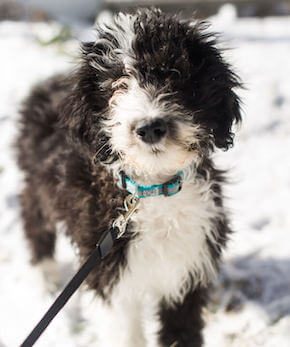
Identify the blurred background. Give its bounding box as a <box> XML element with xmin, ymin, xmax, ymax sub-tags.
<box><xmin>0</xmin><ymin>1</ymin><xmax>290</xmax><ymax>346</ymax></box>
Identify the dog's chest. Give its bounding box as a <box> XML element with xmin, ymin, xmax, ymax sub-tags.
<box><xmin>117</xmin><ymin>181</ymin><xmax>219</xmax><ymax>302</ymax></box>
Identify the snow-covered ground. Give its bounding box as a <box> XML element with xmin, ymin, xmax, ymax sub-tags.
<box><xmin>0</xmin><ymin>7</ymin><xmax>290</xmax><ymax>347</ymax></box>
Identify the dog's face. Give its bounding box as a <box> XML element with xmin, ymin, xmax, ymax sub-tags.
<box><xmin>107</xmin><ymin>75</ymin><xmax>202</xmax><ymax>179</ymax></box>
<box><xmin>61</xmin><ymin>9</ymin><xmax>241</xmax><ymax>180</ymax></box>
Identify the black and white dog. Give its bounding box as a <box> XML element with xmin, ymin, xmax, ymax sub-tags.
<box><xmin>17</xmin><ymin>8</ymin><xmax>241</xmax><ymax>347</ymax></box>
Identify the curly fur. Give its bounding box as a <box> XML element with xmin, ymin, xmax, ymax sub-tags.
<box><xmin>17</xmin><ymin>8</ymin><xmax>241</xmax><ymax>347</ymax></box>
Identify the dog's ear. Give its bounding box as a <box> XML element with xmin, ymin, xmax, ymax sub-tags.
<box><xmin>58</xmin><ymin>40</ymin><xmax>120</xmax><ymax>161</ymax></box>
<box><xmin>184</xmin><ymin>23</ymin><xmax>242</xmax><ymax>150</ymax></box>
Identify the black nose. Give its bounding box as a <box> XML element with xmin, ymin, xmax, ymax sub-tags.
<box><xmin>136</xmin><ymin>119</ymin><xmax>167</xmax><ymax>144</ymax></box>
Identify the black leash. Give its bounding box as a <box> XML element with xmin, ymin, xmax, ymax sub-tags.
<box><xmin>20</xmin><ymin>227</ymin><xmax>118</xmax><ymax>347</ymax></box>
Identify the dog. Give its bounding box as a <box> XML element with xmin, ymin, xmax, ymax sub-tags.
<box><xmin>17</xmin><ymin>8</ymin><xmax>241</xmax><ymax>347</ymax></box>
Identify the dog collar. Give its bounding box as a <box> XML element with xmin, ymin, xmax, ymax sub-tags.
<box><xmin>117</xmin><ymin>171</ymin><xmax>184</xmax><ymax>198</ymax></box>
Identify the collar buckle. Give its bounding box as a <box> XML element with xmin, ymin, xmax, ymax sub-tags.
<box><xmin>161</xmin><ymin>175</ymin><xmax>182</xmax><ymax>197</ymax></box>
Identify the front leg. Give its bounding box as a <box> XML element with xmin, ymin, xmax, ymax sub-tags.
<box><xmin>95</xmin><ymin>295</ymin><xmax>146</xmax><ymax>347</ymax></box>
<box><xmin>158</xmin><ymin>288</ymin><xmax>207</xmax><ymax>347</ymax></box>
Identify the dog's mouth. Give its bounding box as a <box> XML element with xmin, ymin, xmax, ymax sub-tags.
<box><xmin>151</xmin><ymin>146</ymin><xmax>162</xmax><ymax>155</ymax></box>
<box><xmin>139</xmin><ymin>140</ymin><xmax>167</xmax><ymax>155</ymax></box>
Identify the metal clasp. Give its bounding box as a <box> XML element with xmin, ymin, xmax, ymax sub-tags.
<box><xmin>113</xmin><ymin>195</ymin><xmax>140</xmax><ymax>238</ymax></box>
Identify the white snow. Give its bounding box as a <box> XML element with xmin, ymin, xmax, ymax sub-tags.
<box><xmin>0</xmin><ymin>9</ymin><xmax>290</xmax><ymax>347</ymax></box>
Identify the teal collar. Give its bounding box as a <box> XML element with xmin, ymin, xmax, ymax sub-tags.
<box><xmin>117</xmin><ymin>171</ymin><xmax>184</xmax><ymax>199</ymax></box>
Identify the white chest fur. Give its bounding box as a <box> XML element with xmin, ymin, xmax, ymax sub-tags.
<box><xmin>115</xmin><ymin>177</ymin><xmax>221</xmax><ymax>304</ymax></box>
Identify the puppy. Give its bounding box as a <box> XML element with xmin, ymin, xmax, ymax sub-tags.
<box><xmin>17</xmin><ymin>8</ymin><xmax>241</xmax><ymax>347</ymax></box>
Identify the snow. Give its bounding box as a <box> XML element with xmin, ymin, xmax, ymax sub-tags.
<box><xmin>0</xmin><ymin>8</ymin><xmax>290</xmax><ymax>346</ymax></box>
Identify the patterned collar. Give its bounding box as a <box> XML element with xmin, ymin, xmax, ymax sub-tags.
<box><xmin>117</xmin><ymin>171</ymin><xmax>184</xmax><ymax>198</ymax></box>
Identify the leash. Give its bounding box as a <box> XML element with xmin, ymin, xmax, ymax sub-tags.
<box><xmin>20</xmin><ymin>195</ymin><xmax>139</xmax><ymax>347</ymax></box>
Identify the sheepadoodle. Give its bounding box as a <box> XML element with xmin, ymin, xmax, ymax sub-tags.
<box><xmin>17</xmin><ymin>8</ymin><xmax>242</xmax><ymax>347</ymax></box>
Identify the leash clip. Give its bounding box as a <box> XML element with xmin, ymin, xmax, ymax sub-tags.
<box><xmin>113</xmin><ymin>195</ymin><xmax>140</xmax><ymax>238</ymax></box>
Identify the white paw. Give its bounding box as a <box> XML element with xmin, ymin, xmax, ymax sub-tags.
<box><xmin>36</xmin><ymin>258</ymin><xmax>61</xmax><ymax>294</ymax></box>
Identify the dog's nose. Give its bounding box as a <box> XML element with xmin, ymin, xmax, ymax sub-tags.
<box><xmin>136</xmin><ymin>119</ymin><xmax>167</xmax><ymax>144</ymax></box>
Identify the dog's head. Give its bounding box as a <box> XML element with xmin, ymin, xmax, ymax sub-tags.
<box><xmin>60</xmin><ymin>9</ymin><xmax>241</xmax><ymax>181</ymax></box>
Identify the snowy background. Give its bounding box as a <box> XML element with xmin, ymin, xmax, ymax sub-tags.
<box><xmin>0</xmin><ymin>4</ymin><xmax>290</xmax><ymax>347</ymax></box>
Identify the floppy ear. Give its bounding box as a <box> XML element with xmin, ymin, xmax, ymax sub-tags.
<box><xmin>185</xmin><ymin>23</ymin><xmax>242</xmax><ymax>150</ymax></box>
<box><xmin>58</xmin><ymin>40</ymin><xmax>121</xmax><ymax>162</ymax></box>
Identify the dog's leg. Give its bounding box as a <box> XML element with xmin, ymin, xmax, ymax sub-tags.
<box><xmin>156</xmin><ymin>288</ymin><xmax>206</xmax><ymax>347</ymax></box>
<box><xmin>21</xmin><ymin>185</ymin><xmax>61</xmax><ymax>293</ymax></box>
<box><xmin>95</xmin><ymin>295</ymin><xmax>145</xmax><ymax>347</ymax></box>
<box><xmin>21</xmin><ymin>185</ymin><xmax>61</xmax><ymax>292</ymax></box>
<box><xmin>142</xmin><ymin>295</ymin><xmax>163</xmax><ymax>347</ymax></box>
<box><xmin>21</xmin><ymin>185</ymin><xmax>56</xmax><ymax>263</ymax></box>
<box><xmin>20</xmin><ymin>184</ymin><xmax>61</xmax><ymax>293</ymax></box>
